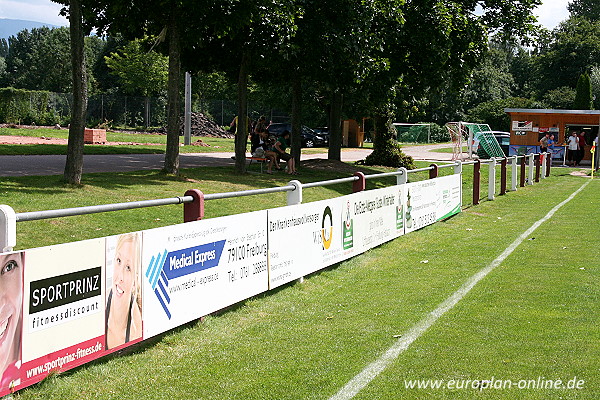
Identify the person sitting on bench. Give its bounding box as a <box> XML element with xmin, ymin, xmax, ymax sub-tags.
<box><xmin>268</xmin><ymin>130</ymin><xmax>297</xmax><ymax>175</ymax></box>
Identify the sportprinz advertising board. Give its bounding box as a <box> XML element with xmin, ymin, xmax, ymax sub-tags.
<box><xmin>142</xmin><ymin>211</ymin><xmax>268</xmax><ymax>339</ymax></box>
<box><xmin>20</xmin><ymin>239</ymin><xmax>105</xmax><ymax>390</ymax></box>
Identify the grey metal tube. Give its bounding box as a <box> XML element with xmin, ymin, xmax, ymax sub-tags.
<box><xmin>16</xmin><ymin>196</ymin><xmax>194</xmax><ymax>222</ymax></box>
<box><xmin>302</xmin><ymin>176</ymin><xmax>357</xmax><ymax>189</ymax></box>
<box><xmin>204</xmin><ymin>185</ymin><xmax>295</xmax><ymax>200</ymax></box>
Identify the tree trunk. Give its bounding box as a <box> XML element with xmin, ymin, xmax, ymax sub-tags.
<box><xmin>363</xmin><ymin>104</ymin><xmax>415</xmax><ymax>169</ymax></box>
<box><xmin>234</xmin><ymin>51</ymin><xmax>250</xmax><ymax>173</ymax></box>
<box><xmin>163</xmin><ymin>14</ymin><xmax>181</xmax><ymax>175</ymax></box>
<box><xmin>63</xmin><ymin>0</ymin><xmax>87</xmax><ymax>185</ymax></box>
<box><xmin>327</xmin><ymin>90</ymin><xmax>343</xmax><ymax>160</ymax></box>
<box><xmin>291</xmin><ymin>72</ymin><xmax>302</xmax><ymax>164</ymax></box>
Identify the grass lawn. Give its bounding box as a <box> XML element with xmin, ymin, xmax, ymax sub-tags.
<box><xmin>0</xmin><ymin>127</ymin><xmax>337</xmax><ymax>156</ymax></box>
<box><xmin>3</xmin><ymin>161</ymin><xmax>596</xmax><ymax>399</ymax></box>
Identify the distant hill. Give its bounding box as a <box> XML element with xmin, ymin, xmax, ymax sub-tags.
<box><xmin>0</xmin><ymin>18</ymin><xmax>59</xmax><ymax>40</ymax></box>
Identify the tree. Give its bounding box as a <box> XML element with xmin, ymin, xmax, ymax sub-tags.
<box><xmin>61</xmin><ymin>0</ymin><xmax>88</xmax><ymax>184</ymax></box>
<box><xmin>104</xmin><ymin>38</ymin><xmax>168</xmax><ymax>126</ymax></box>
<box><xmin>568</xmin><ymin>0</ymin><xmax>600</xmax><ymax>21</ymax></box>
<box><xmin>573</xmin><ymin>72</ymin><xmax>593</xmax><ymax>109</ymax></box>
<box><xmin>535</xmin><ymin>17</ymin><xmax>600</xmax><ymax>95</ymax></box>
<box><xmin>542</xmin><ymin>86</ymin><xmax>576</xmax><ymax>109</ymax></box>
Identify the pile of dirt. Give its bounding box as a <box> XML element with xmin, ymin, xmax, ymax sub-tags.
<box><xmin>179</xmin><ymin>112</ymin><xmax>233</xmax><ymax>138</ymax></box>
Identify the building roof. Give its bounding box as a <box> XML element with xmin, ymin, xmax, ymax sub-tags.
<box><xmin>505</xmin><ymin>108</ymin><xmax>600</xmax><ymax>115</ymax></box>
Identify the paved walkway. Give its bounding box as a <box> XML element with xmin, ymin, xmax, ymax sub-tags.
<box><xmin>0</xmin><ymin>145</ymin><xmax>457</xmax><ymax>177</ymax></box>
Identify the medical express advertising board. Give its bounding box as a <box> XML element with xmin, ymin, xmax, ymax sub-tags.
<box><xmin>142</xmin><ymin>211</ymin><xmax>268</xmax><ymax>339</ymax></box>
<box><xmin>20</xmin><ymin>239</ymin><xmax>105</xmax><ymax>389</ymax></box>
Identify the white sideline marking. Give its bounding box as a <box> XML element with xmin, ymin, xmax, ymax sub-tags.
<box><xmin>329</xmin><ymin>180</ymin><xmax>591</xmax><ymax>400</ymax></box>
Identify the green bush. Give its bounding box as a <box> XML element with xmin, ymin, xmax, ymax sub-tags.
<box><xmin>0</xmin><ymin>87</ymin><xmax>68</xmax><ymax>125</ymax></box>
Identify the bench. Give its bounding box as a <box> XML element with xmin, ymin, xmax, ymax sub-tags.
<box><xmin>246</xmin><ymin>156</ymin><xmax>268</xmax><ymax>173</ymax></box>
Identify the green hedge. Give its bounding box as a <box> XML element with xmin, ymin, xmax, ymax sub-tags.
<box><xmin>0</xmin><ymin>87</ymin><xmax>70</xmax><ymax>125</ymax></box>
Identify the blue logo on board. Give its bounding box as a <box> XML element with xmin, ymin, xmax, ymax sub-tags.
<box><xmin>145</xmin><ymin>240</ymin><xmax>226</xmax><ymax>319</ymax></box>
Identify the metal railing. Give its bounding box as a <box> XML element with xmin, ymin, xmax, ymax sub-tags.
<box><xmin>1</xmin><ymin>153</ymin><xmax>552</xmax><ymax>252</ymax></box>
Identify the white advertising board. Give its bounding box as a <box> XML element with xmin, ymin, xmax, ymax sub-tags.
<box><xmin>268</xmin><ymin>197</ymin><xmax>346</xmax><ymax>289</ymax></box>
<box><xmin>142</xmin><ymin>211</ymin><xmax>268</xmax><ymax>339</ymax></box>
<box><xmin>435</xmin><ymin>174</ymin><xmax>462</xmax><ymax>221</ymax></box>
<box><xmin>404</xmin><ymin>180</ymin><xmax>438</xmax><ymax>234</ymax></box>
<box><xmin>346</xmin><ymin>185</ymin><xmax>405</xmax><ymax>254</ymax></box>
<box><xmin>404</xmin><ymin>175</ymin><xmax>462</xmax><ymax>234</ymax></box>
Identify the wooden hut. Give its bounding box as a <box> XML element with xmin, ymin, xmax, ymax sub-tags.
<box><xmin>504</xmin><ymin>108</ymin><xmax>600</xmax><ymax>162</ymax></box>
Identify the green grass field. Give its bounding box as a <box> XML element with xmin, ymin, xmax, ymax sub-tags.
<box><xmin>0</xmin><ymin>127</ymin><xmax>331</xmax><ymax>155</ymax></box>
<box><xmin>2</xmin><ymin>158</ymin><xmax>597</xmax><ymax>399</ymax></box>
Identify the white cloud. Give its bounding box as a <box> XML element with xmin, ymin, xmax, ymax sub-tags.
<box><xmin>0</xmin><ymin>0</ymin><xmax>68</xmax><ymax>26</ymax></box>
<box><xmin>533</xmin><ymin>0</ymin><xmax>571</xmax><ymax>30</ymax></box>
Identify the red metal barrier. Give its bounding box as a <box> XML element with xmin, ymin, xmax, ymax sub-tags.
<box><xmin>184</xmin><ymin>189</ymin><xmax>204</xmax><ymax>222</ymax></box>
<box><xmin>473</xmin><ymin>160</ymin><xmax>481</xmax><ymax>205</ymax></box>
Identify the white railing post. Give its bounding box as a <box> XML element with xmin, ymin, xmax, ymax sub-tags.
<box><xmin>453</xmin><ymin>160</ymin><xmax>463</xmax><ymax>175</ymax></box>
<box><xmin>0</xmin><ymin>205</ymin><xmax>17</xmax><ymax>252</ymax></box>
<box><xmin>528</xmin><ymin>154</ymin><xmax>535</xmax><ymax>185</ymax></box>
<box><xmin>287</xmin><ymin>180</ymin><xmax>303</xmax><ymax>205</ymax></box>
<box><xmin>510</xmin><ymin>155</ymin><xmax>518</xmax><ymax>191</ymax></box>
<box><xmin>541</xmin><ymin>153</ymin><xmax>547</xmax><ymax>180</ymax></box>
<box><xmin>488</xmin><ymin>158</ymin><xmax>496</xmax><ymax>200</ymax></box>
<box><xmin>397</xmin><ymin>167</ymin><xmax>408</xmax><ymax>185</ymax></box>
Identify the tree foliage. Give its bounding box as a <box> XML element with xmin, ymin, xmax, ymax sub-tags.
<box><xmin>568</xmin><ymin>0</ymin><xmax>600</xmax><ymax>21</ymax></box>
<box><xmin>104</xmin><ymin>39</ymin><xmax>168</xmax><ymax>97</ymax></box>
<box><xmin>573</xmin><ymin>72</ymin><xmax>593</xmax><ymax>109</ymax></box>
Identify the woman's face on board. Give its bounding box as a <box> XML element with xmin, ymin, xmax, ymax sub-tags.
<box><xmin>0</xmin><ymin>253</ymin><xmax>22</xmax><ymax>372</ymax></box>
<box><xmin>113</xmin><ymin>240</ymin><xmax>136</xmax><ymax>303</ymax></box>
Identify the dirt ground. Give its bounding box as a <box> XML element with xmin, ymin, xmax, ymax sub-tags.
<box><xmin>0</xmin><ymin>134</ymin><xmax>165</xmax><ymax>146</ymax></box>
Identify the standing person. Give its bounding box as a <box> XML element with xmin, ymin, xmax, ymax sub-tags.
<box><xmin>252</xmin><ymin>116</ymin><xmax>268</xmax><ymax>154</ymax></box>
<box><xmin>268</xmin><ymin>130</ymin><xmax>297</xmax><ymax>175</ymax></box>
<box><xmin>577</xmin><ymin>132</ymin><xmax>587</xmax><ymax>166</ymax></box>
<box><xmin>567</xmin><ymin>131</ymin><xmax>579</xmax><ymax>167</ymax></box>
<box><xmin>539</xmin><ymin>133</ymin><xmax>549</xmax><ymax>154</ymax></box>
<box><xmin>106</xmin><ymin>233</ymin><xmax>143</xmax><ymax>350</ymax></box>
<box><xmin>0</xmin><ymin>252</ymin><xmax>23</xmax><ymax>392</ymax></box>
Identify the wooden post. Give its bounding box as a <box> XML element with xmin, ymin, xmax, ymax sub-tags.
<box><xmin>520</xmin><ymin>156</ymin><xmax>526</xmax><ymax>187</ymax></box>
<box><xmin>473</xmin><ymin>160</ymin><xmax>481</xmax><ymax>205</ymax></box>
<box><xmin>184</xmin><ymin>189</ymin><xmax>204</xmax><ymax>222</ymax></box>
<box><xmin>500</xmin><ymin>157</ymin><xmax>507</xmax><ymax>195</ymax></box>
<box><xmin>353</xmin><ymin>172</ymin><xmax>366</xmax><ymax>192</ymax></box>
<box><xmin>429</xmin><ymin>163</ymin><xmax>438</xmax><ymax>179</ymax></box>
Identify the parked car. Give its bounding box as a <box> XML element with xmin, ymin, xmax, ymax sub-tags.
<box><xmin>476</xmin><ymin>131</ymin><xmax>510</xmax><ymax>158</ymax></box>
<box><xmin>266</xmin><ymin>123</ymin><xmax>328</xmax><ymax>148</ymax></box>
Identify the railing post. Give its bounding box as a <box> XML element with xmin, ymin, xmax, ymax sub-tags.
<box><xmin>473</xmin><ymin>160</ymin><xmax>481</xmax><ymax>205</ymax></box>
<box><xmin>540</xmin><ymin>153</ymin><xmax>547</xmax><ymax>180</ymax></box>
<box><xmin>488</xmin><ymin>158</ymin><xmax>496</xmax><ymax>200</ymax></box>
<box><xmin>534</xmin><ymin>154</ymin><xmax>541</xmax><ymax>183</ymax></box>
<box><xmin>500</xmin><ymin>157</ymin><xmax>507</xmax><ymax>195</ymax></box>
<box><xmin>397</xmin><ymin>167</ymin><xmax>408</xmax><ymax>185</ymax></box>
<box><xmin>528</xmin><ymin>154</ymin><xmax>535</xmax><ymax>185</ymax></box>
<box><xmin>287</xmin><ymin>180</ymin><xmax>303</xmax><ymax>205</ymax></box>
<box><xmin>511</xmin><ymin>156</ymin><xmax>518</xmax><ymax>191</ymax></box>
<box><xmin>429</xmin><ymin>163</ymin><xmax>438</xmax><ymax>179</ymax></box>
<box><xmin>520</xmin><ymin>156</ymin><xmax>526</xmax><ymax>187</ymax></box>
<box><xmin>546</xmin><ymin>152</ymin><xmax>551</xmax><ymax>177</ymax></box>
<box><xmin>183</xmin><ymin>189</ymin><xmax>204</xmax><ymax>222</ymax></box>
<box><xmin>454</xmin><ymin>160</ymin><xmax>463</xmax><ymax>175</ymax></box>
<box><xmin>353</xmin><ymin>172</ymin><xmax>366</xmax><ymax>192</ymax></box>
<box><xmin>0</xmin><ymin>205</ymin><xmax>17</xmax><ymax>252</ymax></box>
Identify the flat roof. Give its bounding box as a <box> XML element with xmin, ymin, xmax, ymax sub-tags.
<box><xmin>505</xmin><ymin>108</ymin><xmax>600</xmax><ymax>115</ymax></box>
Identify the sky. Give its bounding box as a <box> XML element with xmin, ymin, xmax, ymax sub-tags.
<box><xmin>0</xmin><ymin>0</ymin><xmax>574</xmax><ymax>31</ymax></box>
